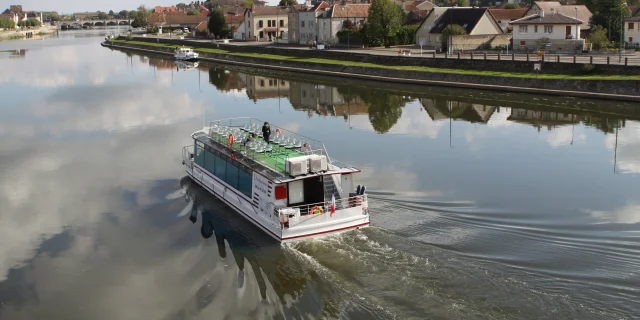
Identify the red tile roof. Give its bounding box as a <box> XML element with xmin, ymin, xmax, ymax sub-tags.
<box><xmin>331</xmin><ymin>4</ymin><xmax>371</xmax><ymax>18</ymax></box>
<box><xmin>488</xmin><ymin>8</ymin><xmax>527</xmax><ymax>21</ymax></box>
<box><xmin>225</xmin><ymin>14</ymin><xmax>244</xmax><ymax>25</ymax></box>
<box><xmin>249</xmin><ymin>6</ymin><xmax>289</xmax><ymax>16</ymax></box>
<box><xmin>148</xmin><ymin>12</ymin><xmax>208</xmax><ymax>25</ymax></box>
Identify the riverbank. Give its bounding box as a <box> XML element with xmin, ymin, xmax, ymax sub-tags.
<box><xmin>102</xmin><ymin>39</ymin><xmax>640</xmax><ymax>102</ymax></box>
<box><xmin>0</xmin><ymin>25</ymin><xmax>57</xmax><ymax>41</ymax></box>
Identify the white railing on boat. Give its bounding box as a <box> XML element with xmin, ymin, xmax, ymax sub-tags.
<box><xmin>182</xmin><ymin>146</ymin><xmax>193</xmax><ymax>169</ymax></box>
<box><xmin>274</xmin><ymin>194</ymin><xmax>368</xmax><ymax>229</ymax></box>
<box><xmin>202</xmin><ymin>117</ymin><xmax>356</xmax><ymax>177</ymax></box>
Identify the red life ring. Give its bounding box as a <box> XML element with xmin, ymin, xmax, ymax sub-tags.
<box><xmin>231</xmin><ymin>152</ymin><xmax>237</xmax><ymax>160</ymax></box>
<box><xmin>228</xmin><ymin>133</ymin><xmax>235</xmax><ymax>146</ymax></box>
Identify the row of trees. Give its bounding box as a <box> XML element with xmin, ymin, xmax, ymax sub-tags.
<box><xmin>17</xmin><ymin>19</ymin><xmax>41</xmax><ymax>27</ymax></box>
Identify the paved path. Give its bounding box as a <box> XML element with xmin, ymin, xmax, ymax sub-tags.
<box><xmin>139</xmin><ymin>34</ymin><xmax>640</xmax><ymax>66</ymax></box>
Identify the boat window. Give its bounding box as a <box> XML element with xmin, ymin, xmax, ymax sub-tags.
<box><xmin>238</xmin><ymin>168</ymin><xmax>252</xmax><ymax>198</ymax></box>
<box><xmin>214</xmin><ymin>153</ymin><xmax>226</xmax><ymax>180</ymax></box>
<box><xmin>194</xmin><ymin>141</ymin><xmax>205</xmax><ymax>167</ymax></box>
<box><xmin>226</xmin><ymin>162</ymin><xmax>239</xmax><ymax>189</ymax></box>
<box><xmin>203</xmin><ymin>148</ymin><xmax>216</xmax><ymax>174</ymax></box>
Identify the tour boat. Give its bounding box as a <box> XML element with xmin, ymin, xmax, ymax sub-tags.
<box><xmin>181</xmin><ymin>118</ymin><xmax>370</xmax><ymax>242</ymax></box>
<box><xmin>174</xmin><ymin>46</ymin><xmax>199</xmax><ymax>61</ymax></box>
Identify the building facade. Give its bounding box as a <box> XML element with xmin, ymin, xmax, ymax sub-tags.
<box><xmin>289</xmin><ymin>1</ymin><xmax>329</xmax><ymax>44</ymax></box>
<box><xmin>626</xmin><ymin>16</ymin><xmax>640</xmax><ymax>47</ymax></box>
<box><xmin>509</xmin><ymin>11</ymin><xmax>584</xmax><ymax>51</ymax></box>
<box><xmin>244</xmin><ymin>6</ymin><xmax>290</xmax><ymax>42</ymax></box>
<box><xmin>317</xmin><ymin>4</ymin><xmax>370</xmax><ymax>45</ymax></box>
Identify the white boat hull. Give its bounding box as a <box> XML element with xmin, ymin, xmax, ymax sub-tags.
<box><xmin>184</xmin><ymin>162</ymin><xmax>369</xmax><ymax>242</ymax></box>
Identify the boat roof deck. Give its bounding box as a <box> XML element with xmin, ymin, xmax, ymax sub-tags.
<box><xmin>192</xmin><ymin>118</ymin><xmax>359</xmax><ymax>183</ymax></box>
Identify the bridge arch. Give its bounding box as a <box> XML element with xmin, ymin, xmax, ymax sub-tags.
<box><xmin>118</xmin><ymin>21</ymin><xmax>129</xmax><ymax>25</ymax></box>
<box><xmin>94</xmin><ymin>21</ymin><xmax>105</xmax><ymax>26</ymax></box>
<box><xmin>83</xmin><ymin>22</ymin><xmax>94</xmax><ymax>26</ymax></box>
<box><xmin>107</xmin><ymin>21</ymin><xmax>117</xmax><ymax>26</ymax></box>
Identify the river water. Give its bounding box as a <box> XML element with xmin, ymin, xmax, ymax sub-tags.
<box><xmin>1</xmin><ymin>30</ymin><xmax>639</xmax><ymax>320</ymax></box>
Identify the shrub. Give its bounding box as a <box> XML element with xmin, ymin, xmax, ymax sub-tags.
<box><xmin>579</xmin><ymin>63</ymin><xmax>596</xmax><ymax>74</ymax></box>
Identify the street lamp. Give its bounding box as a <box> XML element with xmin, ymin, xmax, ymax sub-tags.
<box><xmin>620</xmin><ymin>2</ymin><xmax>628</xmax><ymax>62</ymax></box>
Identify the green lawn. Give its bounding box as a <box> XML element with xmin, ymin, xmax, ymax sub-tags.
<box><xmin>109</xmin><ymin>39</ymin><xmax>640</xmax><ymax>81</ymax></box>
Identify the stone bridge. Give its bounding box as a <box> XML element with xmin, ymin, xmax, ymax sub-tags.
<box><xmin>61</xmin><ymin>19</ymin><xmax>131</xmax><ymax>27</ymax></box>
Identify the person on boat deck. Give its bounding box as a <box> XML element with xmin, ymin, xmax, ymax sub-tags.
<box><xmin>243</xmin><ymin>133</ymin><xmax>256</xmax><ymax>146</ymax></box>
<box><xmin>262</xmin><ymin>122</ymin><xmax>271</xmax><ymax>143</ymax></box>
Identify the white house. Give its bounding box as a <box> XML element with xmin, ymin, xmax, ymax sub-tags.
<box><xmin>415</xmin><ymin>7</ymin><xmax>452</xmax><ymax>46</ymax></box>
<box><xmin>626</xmin><ymin>16</ymin><xmax>640</xmax><ymax>47</ymax></box>
<box><xmin>244</xmin><ymin>5</ymin><xmax>290</xmax><ymax>41</ymax></box>
<box><xmin>525</xmin><ymin>1</ymin><xmax>592</xmax><ymax>36</ymax></box>
<box><xmin>417</xmin><ymin>8</ymin><xmax>502</xmax><ymax>50</ymax></box>
<box><xmin>234</xmin><ymin>21</ymin><xmax>246</xmax><ymax>40</ymax></box>
<box><xmin>509</xmin><ymin>11</ymin><xmax>584</xmax><ymax>51</ymax></box>
<box><xmin>288</xmin><ymin>1</ymin><xmax>329</xmax><ymax>44</ymax></box>
<box><xmin>317</xmin><ymin>4</ymin><xmax>370</xmax><ymax>45</ymax></box>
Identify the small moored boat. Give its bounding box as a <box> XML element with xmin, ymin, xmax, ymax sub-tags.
<box><xmin>181</xmin><ymin>118</ymin><xmax>370</xmax><ymax>242</ymax></box>
<box><xmin>174</xmin><ymin>46</ymin><xmax>199</xmax><ymax>61</ymax></box>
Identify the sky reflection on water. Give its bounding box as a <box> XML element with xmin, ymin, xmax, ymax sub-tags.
<box><xmin>1</xmin><ymin>32</ymin><xmax>639</xmax><ymax>319</ymax></box>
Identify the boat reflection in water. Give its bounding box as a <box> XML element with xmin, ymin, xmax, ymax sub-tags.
<box><xmin>175</xmin><ymin>60</ymin><xmax>199</xmax><ymax>71</ymax></box>
<box><xmin>179</xmin><ymin>176</ymin><xmax>321</xmax><ymax>318</ymax></box>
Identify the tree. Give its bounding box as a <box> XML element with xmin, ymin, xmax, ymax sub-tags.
<box><xmin>119</xmin><ymin>10</ymin><xmax>129</xmax><ymax>19</ymax></box>
<box><xmin>366</xmin><ymin>0</ymin><xmax>403</xmax><ymax>48</ymax></box>
<box><xmin>208</xmin><ymin>8</ymin><xmax>229</xmax><ymax>38</ymax></box>
<box><xmin>187</xmin><ymin>8</ymin><xmax>201</xmax><ymax>15</ymax></box>
<box><xmin>503</xmin><ymin>3</ymin><xmax>520</xmax><ymax>9</ymax></box>
<box><xmin>108</xmin><ymin>10</ymin><xmax>115</xmax><ymax>17</ymax></box>
<box><xmin>577</xmin><ymin>0</ymin><xmax>629</xmax><ymax>42</ymax></box>
<box><xmin>209</xmin><ymin>67</ymin><xmax>229</xmax><ymax>90</ymax></box>
<box><xmin>278</xmin><ymin>0</ymin><xmax>297</xmax><ymax>6</ymax></box>
<box><xmin>364</xmin><ymin>92</ymin><xmax>404</xmax><ymax>133</ymax></box>
<box><xmin>131</xmin><ymin>9</ymin><xmax>148</xmax><ymax>28</ymax></box>
<box><xmin>440</xmin><ymin>24</ymin><xmax>467</xmax><ymax>51</ymax></box>
<box><xmin>242</xmin><ymin>0</ymin><xmax>255</xmax><ymax>7</ymax></box>
<box><xmin>588</xmin><ymin>25</ymin><xmax>609</xmax><ymax>50</ymax></box>
<box><xmin>0</xmin><ymin>18</ymin><xmax>16</xmax><ymax>29</ymax></box>
<box><xmin>97</xmin><ymin>11</ymin><xmax>109</xmax><ymax>19</ymax></box>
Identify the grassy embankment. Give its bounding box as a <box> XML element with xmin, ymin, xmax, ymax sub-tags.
<box><xmin>109</xmin><ymin>39</ymin><xmax>640</xmax><ymax>81</ymax></box>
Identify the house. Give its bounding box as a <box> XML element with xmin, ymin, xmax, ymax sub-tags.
<box><xmin>628</xmin><ymin>5</ymin><xmax>640</xmax><ymax>17</ymax></box>
<box><xmin>403</xmin><ymin>0</ymin><xmax>431</xmax><ymax>25</ymax></box>
<box><xmin>288</xmin><ymin>0</ymin><xmax>330</xmax><ymax>44</ymax></box>
<box><xmin>626</xmin><ymin>16</ymin><xmax>640</xmax><ymax>47</ymax></box>
<box><xmin>244</xmin><ymin>5</ymin><xmax>290</xmax><ymax>41</ymax></box>
<box><xmin>509</xmin><ymin>11</ymin><xmax>584</xmax><ymax>51</ymax></box>
<box><xmin>154</xmin><ymin>6</ymin><xmax>178</xmax><ymax>13</ymax></box>
<box><xmin>419</xmin><ymin>8</ymin><xmax>503</xmax><ymax>50</ymax></box>
<box><xmin>488</xmin><ymin>8</ymin><xmax>528</xmax><ymax>32</ymax></box>
<box><xmin>415</xmin><ymin>0</ymin><xmax>436</xmax><ymax>12</ymax></box>
<box><xmin>524</xmin><ymin>2</ymin><xmax>591</xmax><ymax>37</ymax></box>
<box><xmin>415</xmin><ymin>7</ymin><xmax>451</xmax><ymax>46</ymax></box>
<box><xmin>0</xmin><ymin>12</ymin><xmax>19</xmax><ymax>26</ymax></box>
<box><xmin>317</xmin><ymin>4</ymin><xmax>370</xmax><ymax>45</ymax></box>
<box><xmin>233</xmin><ymin>21</ymin><xmax>246</xmax><ymax>40</ymax></box>
<box><xmin>148</xmin><ymin>12</ymin><xmax>208</xmax><ymax>31</ymax></box>
<box><xmin>4</xmin><ymin>5</ymin><xmax>42</xmax><ymax>23</ymax></box>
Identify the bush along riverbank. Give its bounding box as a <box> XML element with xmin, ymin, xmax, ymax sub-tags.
<box><xmin>102</xmin><ymin>38</ymin><xmax>640</xmax><ymax>101</ymax></box>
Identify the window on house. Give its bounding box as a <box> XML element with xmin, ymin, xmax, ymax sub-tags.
<box><xmin>519</xmin><ymin>25</ymin><xmax>527</xmax><ymax>33</ymax></box>
<box><xmin>280</xmin><ymin>20</ymin><xmax>284</xmax><ymax>27</ymax></box>
<box><xmin>544</xmin><ymin>25</ymin><xmax>553</xmax><ymax>33</ymax></box>
<box><xmin>269</xmin><ymin>79</ymin><xmax>273</xmax><ymax>86</ymax></box>
<box><xmin>259</xmin><ymin>20</ymin><xmax>263</xmax><ymax>28</ymax></box>
<box><xmin>267</xmin><ymin>20</ymin><xmax>271</xmax><ymax>27</ymax></box>
<box><xmin>260</xmin><ymin>79</ymin><xmax>265</xmax><ymax>87</ymax></box>
<box><xmin>630</xmin><ymin>37</ymin><xmax>634</xmax><ymax>43</ymax></box>
<box><xmin>534</xmin><ymin>25</ymin><xmax>538</xmax><ymax>33</ymax></box>
<box><xmin>520</xmin><ymin>40</ymin><xmax>526</xmax><ymax>46</ymax></box>
<box><xmin>301</xmin><ymin>20</ymin><xmax>305</xmax><ymax>28</ymax></box>
<box><xmin>272</xmin><ymin>19</ymin><xmax>276</xmax><ymax>26</ymax></box>
<box><xmin>629</xmin><ymin>23</ymin><xmax>634</xmax><ymax>30</ymax></box>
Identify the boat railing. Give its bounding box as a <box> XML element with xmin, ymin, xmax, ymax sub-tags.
<box><xmin>208</xmin><ymin>117</ymin><xmax>332</xmax><ymax>162</ymax></box>
<box><xmin>274</xmin><ymin>194</ymin><xmax>368</xmax><ymax>228</ymax></box>
<box><xmin>182</xmin><ymin>146</ymin><xmax>194</xmax><ymax>169</ymax></box>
